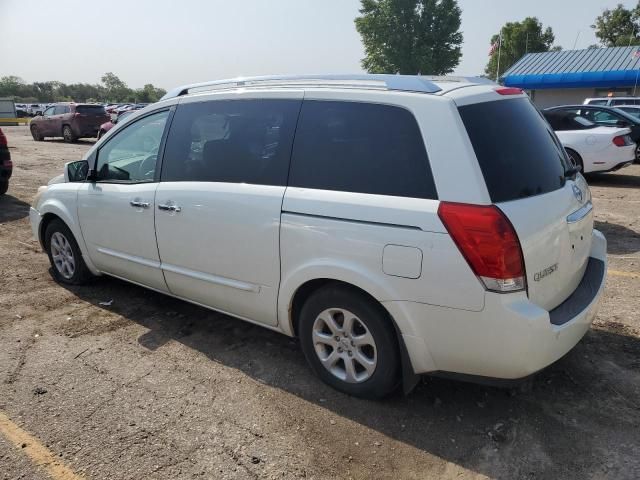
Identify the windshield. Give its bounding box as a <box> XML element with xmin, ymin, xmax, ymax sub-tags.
<box><xmin>617</xmin><ymin>107</ymin><xmax>640</xmax><ymax>119</ymax></box>
<box><xmin>610</xmin><ymin>107</ymin><xmax>640</xmax><ymax>123</ymax></box>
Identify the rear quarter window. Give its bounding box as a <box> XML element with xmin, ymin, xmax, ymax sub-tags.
<box><xmin>289</xmin><ymin>100</ymin><xmax>437</xmax><ymax>199</ymax></box>
<box><xmin>458</xmin><ymin>98</ymin><xmax>568</xmax><ymax>203</ymax></box>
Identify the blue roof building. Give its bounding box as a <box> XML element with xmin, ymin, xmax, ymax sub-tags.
<box><xmin>502</xmin><ymin>46</ymin><xmax>640</xmax><ymax>108</ymax></box>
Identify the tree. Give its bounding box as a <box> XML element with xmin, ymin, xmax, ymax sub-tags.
<box><xmin>355</xmin><ymin>0</ymin><xmax>463</xmax><ymax>75</ymax></box>
<box><xmin>101</xmin><ymin>72</ymin><xmax>131</xmax><ymax>102</ymax></box>
<box><xmin>485</xmin><ymin>17</ymin><xmax>558</xmax><ymax>81</ymax></box>
<box><xmin>592</xmin><ymin>2</ymin><xmax>640</xmax><ymax>47</ymax></box>
<box><xmin>135</xmin><ymin>84</ymin><xmax>167</xmax><ymax>103</ymax></box>
<box><xmin>0</xmin><ymin>74</ymin><xmax>165</xmax><ymax>103</ymax></box>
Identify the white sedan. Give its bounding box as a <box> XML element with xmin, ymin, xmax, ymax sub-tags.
<box><xmin>543</xmin><ymin>110</ymin><xmax>635</xmax><ymax>173</ymax></box>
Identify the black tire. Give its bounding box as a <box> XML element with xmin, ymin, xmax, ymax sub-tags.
<box><xmin>298</xmin><ymin>284</ymin><xmax>400</xmax><ymax>399</ymax></box>
<box><xmin>566</xmin><ymin>148</ymin><xmax>583</xmax><ymax>173</ymax></box>
<box><xmin>0</xmin><ymin>180</ymin><xmax>8</xmax><ymax>195</ymax></box>
<box><xmin>30</xmin><ymin>125</ymin><xmax>43</xmax><ymax>141</ymax></box>
<box><xmin>62</xmin><ymin>125</ymin><xmax>76</xmax><ymax>143</ymax></box>
<box><xmin>44</xmin><ymin>219</ymin><xmax>93</xmax><ymax>285</ymax></box>
<box><xmin>635</xmin><ymin>144</ymin><xmax>640</xmax><ymax>164</ymax></box>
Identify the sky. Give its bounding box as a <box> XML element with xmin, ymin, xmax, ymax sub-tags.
<box><xmin>0</xmin><ymin>0</ymin><xmax>638</xmax><ymax>90</ymax></box>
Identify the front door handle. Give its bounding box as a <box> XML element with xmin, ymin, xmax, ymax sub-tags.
<box><xmin>158</xmin><ymin>203</ymin><xmax>182</xmax><ymax>213</ymax></box>
<box><xmin>129</xmin><ymin>200</ymin><xmax>150</xmax><ymax>208</ymax></box>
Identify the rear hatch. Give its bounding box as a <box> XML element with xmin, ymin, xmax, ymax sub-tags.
<box><xmin>458</xmin><ymin>97</ymin><xmax>593</xmax><ymax>311</ymax></box>
<box><xmin>75</xmin><ymin>105</ymin><xmax>109</xmax><ymax>127</ymax></box>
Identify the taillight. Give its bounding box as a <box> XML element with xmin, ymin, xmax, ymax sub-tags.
<box><xmin>495</xmin><ymin>87</ymin><xmax>524</xmax><ymax>96</ymax></box>
<box><xmin>0</xmin><ymin>128</ymin><xmax>7</xmax><ymax>146</ymax></box>
<box><xmin>438</xmin><ymin>202</ymin><xmax>526</xmax><ymax>293</ymax></box>
<box><xmin>612</xmin><ymin>135</ymin><xmax>632</xmax><ymax>147</ymax></box>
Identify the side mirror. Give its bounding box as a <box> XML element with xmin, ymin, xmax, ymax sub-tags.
<box><xmin>36</xmin><ymin>111</ymin><xmax>43</xmax><ymax>116</ymax></box>
<box><xmin>617</xmin><ymin>120</ymin><xmax>630</xmax><ymax>127</ymax></box>
<box><xmin>65</xmin><ymin>160</ymin><xmax>89</xmax><ymax>182</ymax></box>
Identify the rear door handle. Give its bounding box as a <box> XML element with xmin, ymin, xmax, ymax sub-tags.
<box><xmin>129</xmin><ymin>200</ymin><xmax>150</xmax><ymax>209</ymax></box>
<box><xmin>158</xmin><ymin>204</ymin><xmax>182</xmax><ymax>213</ymax></box>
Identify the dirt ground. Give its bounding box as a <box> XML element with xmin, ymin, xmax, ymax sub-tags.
<box><xmin>0</xmin><ymin>125</ymin><xmax>639</xmax><ymax>480</ymax></box>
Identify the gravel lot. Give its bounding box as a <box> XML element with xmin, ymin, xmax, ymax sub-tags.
<box><xmin>1</xmin><ymin>125</ymin><xmax>639</xmax><ymax>480</ymax></box>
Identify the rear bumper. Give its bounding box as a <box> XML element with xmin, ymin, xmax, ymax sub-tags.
<box><xmin>384</xmin><ymin>229</ymin><xmax>608</xmax><ymax>380</ymax></box>
<box><xmin>590</xmin><ymin>156</ymin><xmax>634</xmax><ymax>173</ymax></box>
<box><xmin>74</xmin><ymin>125</ymin><xmax>101</xmax><ymax>137</ymax></box>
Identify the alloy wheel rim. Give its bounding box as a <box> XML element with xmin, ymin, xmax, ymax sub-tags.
<box><xmin>636</xmin><ymin>145</ymin><xmax>640</xmax><ymax>162</ymax></box>
<box><xmin>312</xmin><ymin>308</ymin><xmax>377</xmax><ymax>383</ymax></box>
<box><xmin>64</xmin><ymin>128</ymin><xmax>71</xmax><ymax>141</ymax></box>
<box><xmin>50</xmin><ymin>232</ymin><xmax>75</xmax><ymax>279</ymax></box>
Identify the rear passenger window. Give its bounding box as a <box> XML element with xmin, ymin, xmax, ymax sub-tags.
<box><xmin>288</xmin><ymin>101</ymin><xmax>437</xmax><ymax>199</ymax></box>
<box><xmin>161</xmin><ymin>99</ymin><xmax>300</xmax><ymax>185</ymax></box>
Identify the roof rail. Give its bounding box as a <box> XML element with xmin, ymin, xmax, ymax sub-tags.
<box><xmin>160</xmin><ymin>74</ymin><xmax>446</xmax><ymax>100</ymax></box>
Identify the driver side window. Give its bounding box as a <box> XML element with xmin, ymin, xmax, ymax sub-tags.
<box><xmin>96</xmin><ymin>110</ymin><xmax>169</xmax><ymax>182</ymax></box>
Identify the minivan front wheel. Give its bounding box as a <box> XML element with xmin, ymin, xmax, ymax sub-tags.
<box><xmin>44</xmin><ymin>219</ymin><xmax>92</xmax><ymax>285</ymax></box>
<box><xmin>298</xmin><ymin>285</ymin><xmax>400</xmax><ymax>399</ymax></box>
<box><xmin>62</xmin><ymin>125</ymin><xmax>76</xmax><ymax>143</ymax></box>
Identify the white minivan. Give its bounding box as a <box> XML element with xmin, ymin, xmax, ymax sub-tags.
<box><xmin>30</xmin><ymin>75</ymin><xmax>607</xmax><ymax>399</ymax></box>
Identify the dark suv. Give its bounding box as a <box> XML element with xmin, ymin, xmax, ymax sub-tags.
<box><xmin>30</xmin><ymin>103</ymin><xmax>109</xmax><ymax>143</ymax></box>
<box><xmin>0</xmin><ymin>128</ymin><xmax>12</xmax><ymax>195</ymax></box>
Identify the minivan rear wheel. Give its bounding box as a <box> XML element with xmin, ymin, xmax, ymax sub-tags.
<box><xmin>298</xmin><ymin>285</ymin><xmax>400</xmax><ymax>399</ymax></box>
<box><xmin>62</xmin><ymin>125</ymin><xmax>76</xmax><ymax>143</ymax></box>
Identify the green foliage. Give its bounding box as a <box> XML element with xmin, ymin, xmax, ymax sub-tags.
<box><xmin>485</xmin><ymin>17</ymin><xmax>558</xmax><ymax>81</ymax></box>
<box><xmin>592</xmin><ymin>2</ymin><xmax>640</xmax><ymax>47</ymax></box>
<box><xmin>355</xmin><ymin>0</ymin><xmax>463</xmax><ymax>75</ymax></box>
<box><xmin>0</xmin><ymin>73</ymin><xmax>165</xmax><ymax>103</ymax></box>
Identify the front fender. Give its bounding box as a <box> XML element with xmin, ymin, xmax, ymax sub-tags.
<box><xmin>37</xmin><ymin>187</ymin><xmax>100</xmax><ymax>275</ymax></box>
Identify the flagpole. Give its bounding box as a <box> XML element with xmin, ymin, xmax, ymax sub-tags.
<box><xmin>634</xmin><ymin>55</ymin><xmax>640</xmax><ymax>97</ymax></box>
<box><xmin>496</xmin><ymin>29</ymin><xmax>503</xmax><ymax>81</ymax></box>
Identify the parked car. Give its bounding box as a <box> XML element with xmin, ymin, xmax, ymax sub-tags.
<box><xmin>29</xmin><ymin>75</ymin><xmax>607</xmax><ymax>399</ymax></box>
<box><xmin>546</xmin><ymin>104</ymin><xmax>640</xmax><ymax>162</ymax></box>
<box><xmin>0</xmin><ymin>128</ymin><xmax>12</xmax><ymax>195</ymax></box>
<box><xmin>543</xmin><ymin>110</ymin><xmax>635</xmax><ymax>173</ymax></box>
<box><xmin>583</xmin><ymin>96</ymin><xmax>640</xmax><ymax>107</ymax></box>
<box><xmin>27</xmin><ymin>104</ymin><xmax>44</xmax><ymax>116</ymax></box>
<box><xmin>30</xmin><ymin>103</ymin><xmax>110</xmax><ymax>142</ymax></box>
<box><xmin>97</xmin><ymin>110</ymin><xmax>134</xmax><ymax>139</ymax></box>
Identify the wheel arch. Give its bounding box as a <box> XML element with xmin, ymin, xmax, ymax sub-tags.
<box><xmin>283</xmin><ymin>275</ymin><xmax>423</xmax><ymax>395</ymax></box>
<box><xmin>37</xmin><ymin>199</ymin><xmax>100</xmax><ymax>275</ymax></box>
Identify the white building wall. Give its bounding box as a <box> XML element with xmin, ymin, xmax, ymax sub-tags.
<box><xmin>529</xmin><ymin>88</ymin><xmax>597</xmax><ymax>109</ymax></box>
